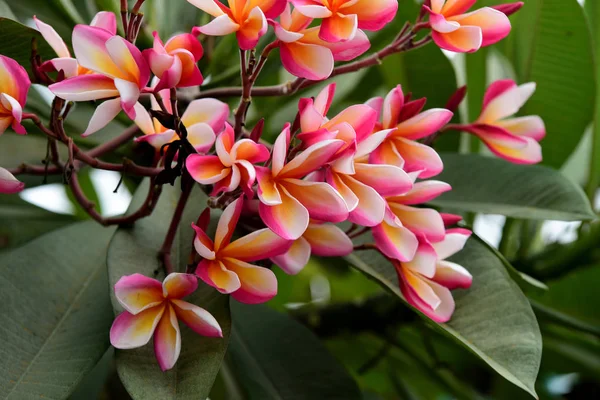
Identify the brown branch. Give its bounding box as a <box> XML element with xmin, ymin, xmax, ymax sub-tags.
<box><xmin>86</xmin><ymin>125</ymin><xmax>140</xmax><ymax>158</ymax></box>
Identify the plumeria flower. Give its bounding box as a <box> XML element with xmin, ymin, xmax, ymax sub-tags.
<box><xmin>0</xmin><ymin>55</ymin><xmax>30</xmax><ymax>135</ymax></box>
<box><xmin>134</xmin><ymin>87</ymin><xmax>227</xmax><ymax>153</ymax></box>
<box><xmin>256</xmin><ymin>123</ymin><xmax>348</xmax><ymax>240</ymax></box>
<box><xmin>110</xmin><ymin>273</ymin><xmax>223</xmax><ymax>371</ymax></box>
<box><xmin>270</xmin><ymin>4</ymin><xmax>370</xmax><ymax>80</ymax></box>
<box><xmin>144</xmin><ymin>32</ymin><xmax>204</xmax><ymax>91</ymax></box>
<box><xmin>424</xmin><ymin>0</ymin><xmax>512</xmax><ymax>53</ymax></box>
<box><xmin>0</xmin><ymin>167</ymin><xmax>25</xmax><ymax>194</ymax></box>
<box><xmin>188</xmin><ymin>0</ymin><xmax>287</xmax><ymax>50</ymax></box>
<box><xmin>290</xmin><ymin>0</ymin><xmax>398</xmax><ymax>42</ymax></box>
<box><xmin>373</xmin><ymin>172</ymin><xmax>451</xmax><ymax>262</ymax></box>
<box><xmin>49</xmin><ymin>25</ymin><xmax>151</xmax><ymax>136</ymax></box>
<box><xmin>367</xmin><ymin>85</ymin><xmax>453</xmax><ymax>178</ymax></box>
<box><xmin>271</xmin><ymin>221</ymin><xmax>353</xmax><ymax>274</ymax></box>
<box><xmin>395</xmin><ymin>228</ymin><xmax>473</xmax><ymax>322</ymax></box>
<box><xmin>452</xmin><ymin>79</ymin><xmax>545</xmax><ymax>164</ymax></box>
<box><xmin>34</xmin><ymin>12</ymin><xmax>117</xmax><ymax>78</ymax></box>
<box><xmin>187</xmin><ymin>123</ymin><xmax>270</xmax><ymax>196</ymax></box>
<box><xmin>192</xmin><ymin>197</ymin><xmax>292</xmax><ymax>303</ymax></box>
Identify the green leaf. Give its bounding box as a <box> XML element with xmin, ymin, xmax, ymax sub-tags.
<box><xmin>508</xmin><ymin>0</ymin><xmax>595</xmax><ymax>168</ymax></box>
<box><xmin>0</xmin><ymin>195</ymin><xmax>75</xmax><ymax>250</ymax></box>
<box><xmin>228</xmin><ymin>301</ymin><xmax>362</xmax><ymax>400</ymax></box>
<box><xmin>0</xmin><ymin>18</ymin><xmax>56</xmax><ymax>79</ymax></box>
<box><xmin>0</xmin><ymin>221</ymin><xmax>115</xmax><ymax>399</ymax></box>
<box><xmin>347</xmin><ymin>237</ymin><xmax>542</xmax><ymax>398</ymax></box>
<box><xmin>0</xmin><ymin>1</ymin><xmax>16</xmax><ymax>19</ymax></box>
<box><xmin>431</xmin><ymin>153</ymin><xmax>596</xmax><ymax>221</ymax></box>
<box><xmin>107</xmin><ymin>181</ymin><xmax>231</xmax><ymax>400</ymax></box>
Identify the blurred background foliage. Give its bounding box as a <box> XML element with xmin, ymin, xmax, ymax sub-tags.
<box><xmin>0</xmin><ymin>0</ymin><xmax>599</xmax><ymax>399</ymax></box>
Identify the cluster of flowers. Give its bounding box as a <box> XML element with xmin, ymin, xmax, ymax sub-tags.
<box><xmin>0</xmin><ymin>0</ymin><xmax>543</xmax><ymax>371</ymax></box>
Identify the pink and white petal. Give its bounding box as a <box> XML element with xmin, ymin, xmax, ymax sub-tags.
<box><xmin>483</xmin><ymin>135</ymin><xmax>542</xmax><ymax>164</ymax></box>
<box><xmin>365</xmin><ymin>96</ymin><xmax>384</xmax><ymax>120</ymax></box>
<box><xmin>114</xmin><ymin>273</ymin><xmax>164</xmax><ymax>314</ymax></box>
<box><xmin>319</xmin><ymin>12</ymin><xmax>358</xmax><ymax>42</ymax></box>
<box><xmin>0</xmin><ymin>117</ymin><xmax>12</xmax><ymax>136</ymax></box>
<box><xmin>392</xmin><ymin>137</ymin><xmax>444</xmax><ymax>178</ymax></box>
<box><xmin>482</xmin><ymin>79</ymin><xmax>517</xmax><ymax>110</ymax></box>
<box><xmin>373</xmin><ymin>220</ymin><xmax>419</xmax><ymax>262</ymax></box>
<box><xmin>48</xmin><ymin>57</ymin><xmax>80</xmax><ymax>78</ymax></box>
<box><xmin>304</xmin><ymin>223</ymin><xmax>353</xmax><ymax>257</ymax></box>
<box><xmin>224</xmin><ymin>258</ymin><xmax>278</xmax><ymax>304</ymax></box>
<box><xmin>353</xmin><ymin>163</ymin><xmax>413</xmax><ymax>197</ymax></box>
<box><xmin>0</xmin><ymin>94</ymin><xmax>23</xmax><ymax>132</ymax></box>
<box><xmin>222</xmin><ymin>228</ymin><xmax>293</xmax><ymax>261</ymax></box>
<box><xmin>394</xmin><ymin>180</ymin><xmax>452</xmax><ymax>205</ymax></box>
<box><xmin>259</xmin><ymin>186</ymin><xmax>310</xmax><ymax>240</ymax></box>
<box><xmin>114</xmin><ymin>78</ymin><xmax>141</xmax><ymax>118</ymax></box>
<box><xmin>256</xmin><ymin>167</ymin><xmax>282</xmax><ymax>205</ymax></box>
<box><xmin>354</xmin><ymin>129</ymin><xmax>392</xmax><ymax>158</ymax></box>
<box><xmin>196</xmin><ymin>259</ymin><xmax>242</xmax><ymax>294</ymax></box>
<box><xmin>429</xmin><ymin>0</ymin><xmax>445</xmax><ymax>14</ymax></box>
<box><xmin>34</xmin><ymin>17</ymin><xmax>70</xmax><ymax>58</ymax></box>
<box><xmin>82</xmin><ymin>98</ymin><xmax>123</xmax><ymax>137</ymax></box>
<box><xmin>432</xmin><ymin>26</ymin><xmax>482</xmax><ymax>53</ymax></box>
<box><xmin>300</xmin><ymin>27</ymin><xmax>370</xmax><ymax>61</ymax></box>
<box><xmin>135</xmin><ymin>131</ymin><xmax>177</xmax><ymax>149</ymax></box>
<box><xmin>181</xmin><ymin>98</ymin><xmax>230</xmax><ymax>132</ymax></box>
<box><xmin>0</xmin><ymin>167</ymin><xmax>25</xmax><ymax>194</ymax></box>
<box><xmin>342</xmin><ymin>0</ymin><xmax>399</xmax><ymax>31</ymax></box>
<box><xmin>272</xmin><ymin>20</ymin><xmax>304</xmax><ymax>43</ymax></box>
<box><xmin>237</xmin><ymin>160</ymin><xmax>257</xmax><ymax>198</ymax></box>
<box><xmin>327</xmin><ymin>170</ymin><xmax>360</xmax><ymax>212</ymax></box>
<box><xmin>314</xmin><ymin>82</ymin><xmax>336</xmax><ymax>115</ymax></box>
<box><xmin>478</xmin><ymin>82</ymin><xmax>536</xmax><ymax>124</ymax></box>
<box><xmin>187</xmin><ymin>0</ymin><xmax>226</xmax><ymax>16</ymax></box>
<box><xmin>279</xmin><ymin>139</ymin><xmax>344</xmax><ymax>179</ymax></box>
<box><xmin>271</xmin><ymin>237</ymin><xmax>312</xmax><ymax>275</ymax></box>
<box><xmin>211</xmin><ymin>164</ymin><xmax>241</xmax><ymax>196</ymax></box>
<box><xmin>165</xmin><ymin>33</ymin><xmax>204</xmax><ymax>60</ymax></box>
<box><xmin>283</xmin><ymin>179</ymin><xmax>349</xmax><ymax>223</ymax></box>
<box><xmin>280</xmin><ymin>41</ymin><xmax>334</xmax><ymax>81</ymax></box>
<box><xmin>433</xmin><ymin>260</ymin><xmax>473</xmax><ymax>289</ymax></box>
<box><xmin>341</xmin><ymin>175</ymin><xmax>386</xmax><ymax>227</ymax></box>
<box><xmin>399</xmin><ymin>268</ymin><xmax>455</xmax><ymax>323</ymax></box>
<box><xmin>0</xmin><ymin>55</ymin><xmax>30</xmax><ymax>105</ymax></box>
<box><xmin>496</xmin><ymin>115</ymin><xmax>546</xmax><ymax>141</ymax></box>
<box><xmin>402</xmin><ymin>240</ymin><xmax>438</xmax><ymax>279</ymax></box>
<box><xmin>231</xmin><ymin>139</ymin><xmax>270</xmax><ymax>163</ymax></box>
<box><xmin>271</xmin><ymin>124</ymin><xmax>291</xmax><ymax>176</ymax></box>
<box><xmin>49</xmin><ymin>74</ymin><xmax>118</xmax><ymax>101</ymax></box>
<box><xmin>192</xmin><ymin>223</ymin><xmax>217</xmax><ymax>260</ymax></box>
<box><xmin>381</xmin><ymin>85</ymin><xmax>405</xmax><ymax>128</ymax></box>
<box><xmin>369</xmin><ymin>139</ymin><xmax>405</xmax><ymax>169</ymax></box>
<box><xmin>428</xmin><ymin>12</ymin><xmax>461</xmax><ymax>33</ymax></box>
<box><xmin>186</xmin><ymin>154</ymin><xmax>230</xmax><ymax>184</ymax></box>
<box><xmin>197</xmin><ymin>14</ymin><xmax>240</xmax><ymax>36</ymax></box>
<box><xmin>176</xmin><ymin>51</ymin><xmax>204</xmax><ymax>87</ymax></box>
<box><xmin>162</xmin><ymin>273</ymin><xmax>198</xmax><ymax>299</ymax></box>
<box><xmin>237</xmin><ymin>7</ymin><xmax>268</xmax><ymax>50</ymax></box>
<box><xmin>154</xmin><ymin>57</ymin><xmax>183</xmax><ymax>91</ymax></box>
<box><xmin>324</xmin><ymin>104</ymin><xmax>378</xmax><ymax>142</ymax></box>
<box><xmin>186</xmin><ymin>123</ymin><xmax>217</xmax><ymax>153</ymax></box>
<box><xmin>441</xmin><ymin>213</ymin><xmax>463</xmax><ymax>226</ymax></box>
<box><xmin>171</xmin><ymin>299</ymin><xmax>223</xmax><ymax>337</ymax></box>
<box><xmin>450</xmin><ymin>7</ymin><xmax>511</xmax><ymax>47</ymax></box>
<box><xmin>215</xmin><ymin>124</ymin><xmax>235</xmax><ymax>165</ymax></box>
<box><xmin>389</xmin><ymin>204</ymin><xmax>446</xmax><ymax>242</ymax></box>
<box><xmin>91</xmin><ymin>11</ymin><xmax>118</xmax><ymax>34</ymax></box>
<box><xmin>251</xmin><ymin>0</ymin><xmax>288</xmax><ymax>19</ymax></box>
<box><xmin>395</xmin><ymin>108</ymin><xmax>454</xmax><ymax>140</ymax></box>
<box><xmin>72</xmin><ymin>25</ymin><xmax>123</xmax><ymax>78</ymax></box>
<box><xmin>296</xmin><ymin>127</ymin><xmax>339</xmax><ymax>149</ymax></box>
<box><xmin>290</xmin><ymin>1</ymin><xmax>333</xmax><ymax>18</ymax></box>
<box><xmin>214</xmin><ymin>196</ymin><xmax>244</xmax><ymax>250</ymax></box>
<box><xmin>431</xmin><ymin>227</ymin><xmax>472</xmax><ymax>260</ymax></box>
<box><xmin>153</xmin><ymin>305</ymin><xmax>181</xmax><ymax>371</ymax></box>
<box><xmin>133</xmin><ymin>102</ymin><xmax>156</xmax><ymax>135</ymax></box>
<box><xmin>298</xmin><ymin>98</ymin><xmax>325</xmax><ymax>133</ymax></box>
<box><xmin>440</xmin><ymin>0</ymin><xmax>478</xmax><ymax>16</ymax></box>
<box><xmin>110</xmin><ymin>305</ymin><xmax>165</xmax><ymax>349</ymax></box>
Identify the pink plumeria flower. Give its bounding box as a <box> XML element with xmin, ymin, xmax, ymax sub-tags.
<box><xmin>189</xmin><ymin>0</ymin><xmax>287</xmax><ymax>50</ymax></box>
<box><xmin>395</xmin><ymin>228</ymin><xmax>472</xmax><ymax>323</ymax></box>
<box><xmin>373</xmin><ymin>172</ymin><xmax>452</xmax><ymax>262</ymax></box>
<box><xmin>270</xmin><ymin>4</ymin><xmax>370</xmax><ymax>80</ymax></box>
<box><xmin>290</xmin><ymin>0</ymin><xmax>398</xmax><ymax>43</ymax></box>
<box><xmin>0</xmin><ymin>167</ymin><xmax>25</xmax><ymax>194</ymax></box>
<box><xmin>0</xmin><ymin>56</ymin><xmax>30</xmax><ymax>136</ymax></box>
<box><xmin>187</xmin><ymin>123</ymin><xmax>270</xmax><ymax>197</ymax></box>
<box><xmin>134</xmin><ymin>87</ymin><xmax>227</xmax><ymax>153</ymax></box>
<box><xmin>424</xmin><ymin>0</ymin><xmax>512</xmax><ymax>53</ymax></box>
<box><xmin>455</xmin><ymin>79</ymin><xmax>545</xmax><ymax>164</ymax></box>
<box><xmin>271</xmin><ymin>221</ymin><xmax>353</xmax><ymax>274</ymax></box>
<box><xmin>49</xmin><ymin>25</ymin><xmax>151</xmax><ymax>136</ymax></box>
<box><xmin>192</xmin><ymin>197</ymin><xmax>292</xmax><ymax>303</ymax></box>
<box><xmin>256</xmin><ymin>123</ymin><xmax>349</xmax><ymax>240</ymax></box>
<box><xmin>367</xmin><ymin>85</ymin><xmax>453</xmax><ymax>178</ymax></box>
<box><xmin>34</xmin><ymin>12</ymin><xmax>117</xmax><ymax>78</ymax></box>
<box><xmin>144</xmin><ymin>32</ymin><xmax>204</xmax><ymax>92</ymax></box>
<box><xmin>110</xmin><ymin>273</ymin><xmax>223</xmax><ymax>371</ymax></box>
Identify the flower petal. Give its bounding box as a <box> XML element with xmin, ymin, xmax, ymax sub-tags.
<box><xmin>49</xmin><ymin>74</ymin><xmax>118</xmax><ymax>101</ymax></box>
<box><xmin>450</xmin><ymin>7</ymin><xmax>511</xmax><ymax>47</ymax></box>
<box><xmin>402</xmin><ymin>240</ymin><xmax>438</xmax><ymax>279</ymax></box>
<box><xmin>171</xmin><ymin>299</ymin><xmax>223</xmax><ymax>337</ymax></box>
<box><xmin>196</xmin><ymin>259</ymin><xmax>242</xmax><ymax>294</ymax></box>
<box><xmin>259</xmin><ymin>185</ymin><xmax>309</xmax><ymax>240</ymax></box>
<box><xmin>271</xmin><ymin>237</ymin><xmax>312</xmax><ymax>275</ymax></box>
<box><xmin>222</xmin><ymin>228</ymin><xmax>293</xmax><ymax>261</ymax></box>
<box><xmin>214</xmin><ymin>196</ymin><xmax>244</xmax><ymax>250</ymax></box>
<box><xmin>373</xmin><ymin>219</ymin><xmax>418</xmax><ymax>262</ymax></box>
<box><xmin>342</xmin><ymin>0</ymin><xmax>398</xmax><ymax>31</ymax></box>
<box><xmin>0</xmin><ymin>167</ymin><xmax>25</xmax><ymax>194</ymax></box>
<box><xmin>433</xmin><ymin>260</ymin><xmax>473</xmax><ymax>289</ymax></box>
<box><xmin>369</xmin><ymin>139</ymin><xmax>405</xmax><ymax>168</ymax></box>
<box><xmin>72</xmin><ymin>25</ymin><xmax>123</xmax><ymax>78</ymax></box>
<box><xmin>181</xmin><ymin>98</ymin><xmax>230</xmax><ymax>133</ymax></box>
<box><xmin>320</xmin><ymin>12</ymin><xmax>358</xmax><ymax>42</ymax></box>
<box><xmin>187</xmin><ymin>0</ymin><xmax>226</xmax><ymax>16</ymax></box>
<box><xmin>495</xmin><ymin>115</ymin><xmax>546</xmax><ymax>141</ymax></box>
<box><xmin>187</xmin><ymin>123</ymin><xmax>217</xmax><ymax>153</ymax></box>
<box><xmin>303</xmin><ymin>223</ymin><xmax>353</xmax><ymax>257</ymax></box>
<box><xmin>478</xmin><ymin>82</ymin><xmax>536</xmax><ymax>123</ymax></box>
<box><xmin>231</xmin><ymin>139</ymin><xmax>270</xmax><ymax>163</ymax></box>
<box><xmin>482</xmin><ymin>79</ymin><xmax>516</xmax><ymax>110</ymax></box>
<box><xmin>91</xmin><ymin>11</ymin><xmax>118</xmax><ymax>34</ymax></box>
<box><xmin>82</xmin><ymin>98</ymin><xmax>123</xmax><ymax>137</ymax></box>
<box><xmin>395</xmin><ymin>108</ymin><xmax>454</xmax><ymax>140</ymax></box>
<box><xmin>237</xmin><ymin>7</ymin><xmax>268</xmax><ymax>50</ymax></box>
<box><xmin>256</xmin><ymin>167</ymin><xmax>282</xmax><ymax>205</ymax></box>
<box><xmin>399</xmin><ymin>267</ymin><xmax>455</xmax><ymax>323</ymax></box>
<box><xmin>340</xmin><ymin>175</ymin><xmax>386</xmax><ymax>227</ymax></box>
<box><xmin>162</xmin><ymin>273</ymin><xmax>198</xmax><ymax>299</ymax></box>
<box><xmin>271</xmin><ymin>123</ymin><xmax>290</xmax><ymax>176</ymax></box>
<box><xmin>391</xmin><ymin>137</ymin><xmax>444</xmax><ymax>178</ymax></box>
<box><xmin>290</xmin><ymin>1</ymin><xmax>333</xmax><ymax>18</ymax></box>
<box><xmin>280</xmin><ymin>41</ymin><xmax>334</xmax><ymax>81</ymax></box>
<box><xmin>196</xmin><ymin>14</ymin><xmax>240</xmax><ymax>36</ymax></box>
<box><xmin>34</xmin><ymin>17</ymin><xmax>70</xmax><ymax>58</ymax></box>
<box><xmin>353</xmin><ymin>163</ymin><xmax>413</xmax><ymax>197</ymax></box>
<box><xmin>279</xmin><ymin>139</ymin><xmax>345</xmax><ymax>179</ymax></box>
<box><xmin>441</xmin><ymin>0</ymin><xmax>477</xmax><ymax>16</ymax></box>
<box><xmin>114</xmin><ymin>273</ymin><xmax>165</xmax><ymax>314</ymax></box>
<box><xmin>323</xmin><ymin>104</ymin><xmax>378</xmax><ymax>142</ymax></box>
<box><xmin>192</xmin><ymin>223</ymin><xmax>216</xmax><ymax>260</ymax></box>
<box><xmin>392</xmin><ymin>180</ymin><xmax>452</xmax><ymax>205</ymax></box>
<box><xmin>432</xmin><ymin>227</ymin><xmax>472</xmax><ymax>260</ymax></box>
<box><xmin>187</xmin><ymin>154</ymin><xmax>230</xmax><ymax>184</ymax></box>
<box><xmin>283</xmin><ymin>179</ymin><xmax>349</xmax><ymax>223</ymax></box>
<box><xmin>389</xmin><ymin>204</ymin><xmax>446</xmax><ymax>242</ymax></box>
<box><xmin>110</xmin><ymin>305</ymin><xmax>165</xmax><ymax>349</ymax></box>
<box><xmin>432</xmin><ymin>25</ymin><xmax>482</xmax><ymax>53</ymax></box>
<box><xmin>153</xmin><ymin>304</ymin><xmax>181</xmax><ymax>371</ymax></box>
<box><xmin>224</xmin><ymin>258</ymin><xmax>278</xmax><ymax>304</ymax></box>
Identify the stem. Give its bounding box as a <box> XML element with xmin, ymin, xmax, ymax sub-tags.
<box><xmin>86</xmin><ymin>125</ymin><xmax>140</xmax><ymax>158</ymax></box>
<box><xmin>120</xmin><ymin>0</ymin><xmax>129</xmax><ymax>36</ymax></box>
<box><xmin>132</xmin><ymin>0</ymin><xmax>145</xmax><ymax>14</ymax></box>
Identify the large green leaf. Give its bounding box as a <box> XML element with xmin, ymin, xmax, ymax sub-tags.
<box><xmin>347</xmin><ymin>236</ymin><xmax>542</xmax><ymax>397</ymax></box>
<box><xmin>228</xmin><ymin>301</ymin><xmax>362</xmax><ymax>400</ymax></box>
<box><xmin>0</xmin><ymin>18</ymin><xmax>56</xmax><ymax>79</ymax></box>
<box><xmin>507</xmin><ymin>0</ymin><xmax>595</xmax><ymax>168</ymax></box>
<box><xmin>107</xmin><ymin>180</ymin><xmax>231</xmax><ymax>400</ymax></box>
<box><xmin>431</xmin><ymin>153</ymin><xmax>596</xmax><ymax>221</ymax></box>
<box><xmin>0</xmin><ymin>195</ymin><xmax>75</xmax><ymax>250</ymax></box>
<box><xmin>0</xmin><ymin>221</ymin><xmax>115</xmax><ymax>399</ymax></box>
